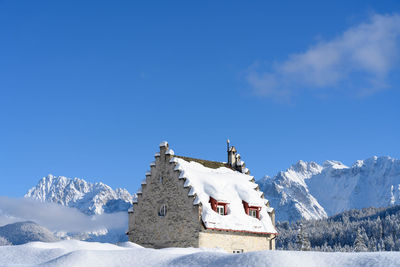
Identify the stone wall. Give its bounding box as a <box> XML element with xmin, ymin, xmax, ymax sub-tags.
<box><xmin>199</xmin><ymin>231</ymin><xmax>275</xmax><ymax>252</ymax></box>
<box><xmin>128</xmin><ymin>144</ymin><xmax>201</xmax><ymax>248</ymax></box>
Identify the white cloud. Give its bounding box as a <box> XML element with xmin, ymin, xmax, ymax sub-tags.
<box><xmin>0</xmin><ymin>197</ymin><xmax>127</xmax><ymax>232</ymax></box>
<box><xmin>247</xmin><ymin>13</ymin><xmax>400</xmax><ymax>98</ymax></box>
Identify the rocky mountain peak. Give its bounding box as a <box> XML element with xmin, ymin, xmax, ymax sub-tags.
<box><xmin>258</xmin><ymin>156</ymin><xmax>400</xmax><ymax>222</ymax></box>
<box><xmin>25</xmin><ymin>175</ymin><xmax>136</xmax><ymax>215</ymax></box>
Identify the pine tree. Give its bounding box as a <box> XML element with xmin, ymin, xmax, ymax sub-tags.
<box><xmin>295</xmin><ymin>224</ymin><xmax>303</xmax><ymax>250</ymax></box>
<box><xmin>302</xmin><ymin>232</ymin><xmax>311</xmax><ymax>251</ymax></box>
<box><xmin>0</xmin><ymin>236</ymin><xmax>10</xmax><ymax>246</ymax></box>
<box><xmin>353</xmin><ymin>228</ymin><xmax>368</xmax><ymax>252</ymax></box>
<box><xmin>384</xmin><ymin>235</ymin><xmax>395</xmax><ymax>251</ymax></box>
<box><xmin>296</xmin><ymin>224</ymin><xmax>311</xmax><ymax>251</ymax></box>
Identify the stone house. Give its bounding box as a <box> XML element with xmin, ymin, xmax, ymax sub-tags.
<box><xmin>127</xmin><ymin>141</ymin><xmax>277</xmax><ymax>253</ymax></box>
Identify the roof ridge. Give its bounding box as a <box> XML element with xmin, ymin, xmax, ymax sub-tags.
<box><xmin>174</xmin><ymin>155</ymin><xmax>224</xmax><ymax>164</ymax></box>
<box><xmin>174</xmin><ymin>155</ymin><xmax>231</xmax><ymax>169</ymax></box>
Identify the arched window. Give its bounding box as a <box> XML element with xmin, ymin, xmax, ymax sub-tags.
<box><xmin>158</xmin><ymin>204</ymin><xmax>167</xmax><ymax>217</ymax></box>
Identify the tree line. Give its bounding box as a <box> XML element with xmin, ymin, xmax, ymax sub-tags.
<box><xmin>276</xmin><ymin>205</ymin><xmax>400</xmax><ymax>252</ymax></box>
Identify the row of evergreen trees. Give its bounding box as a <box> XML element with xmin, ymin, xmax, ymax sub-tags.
<box><xmin>276</xmin><ymin>205</ymin><xmax>400</xmax><ymax>252</ymax></box>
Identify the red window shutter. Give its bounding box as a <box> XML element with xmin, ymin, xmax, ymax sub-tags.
<box><xmin>223</xmin><ymin>203</ymin><xmax>228</xmax><ymax>215</ymax></box>
<box><xmin>209</xmin><ymin>197</ymin><xmax>217</xmax><ymax>212</ymax></box>
<box><xmin>242</xmin><ymin>200</ymin><xmax>249</xmax><ymax>215</ymax></box>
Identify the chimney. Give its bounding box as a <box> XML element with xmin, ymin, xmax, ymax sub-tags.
<box><xmin>227</xmin><ymin>141</ymin><xmax>249</xmax><ymax>174</ymax></box>
<box><xmin>227</xmin><ymin>143</ymin><xmax>237</xmax><ymax>167</ymax></box>
<box><xmin>159</xmin><ymin>141</ymin><xmax>169</xmax><ymax>156</ymax></box>
<box><xmin>227</xmin><ymin>139</ymin><xmax>230</xmax><ymax>164</ymax></box>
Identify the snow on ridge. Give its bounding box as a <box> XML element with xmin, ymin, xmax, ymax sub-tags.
<box><xmin>289</xmin><ymin>161</ymin><xmax>323</xmax><ymax>178</ymax></box>
<box><xmin>352</xmin><ymin>156</ymin><xmax>398</xmax><ymax>169</ymax></box>
<box><xmin>322</xmin><ymin>160</ymin><xmax>348</xmax><ymax>169</ymax></box>
<box><xmin>25</xmin><ymin>174</ymin><xmax>135</xmax><ymax>215</ymax></box>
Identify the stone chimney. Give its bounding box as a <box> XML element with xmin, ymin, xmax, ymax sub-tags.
<box><xmin>228</xmin><ymin>145</ymin><xmax>237</xmax><ymax>167</ymax></box>
<box><xmin>227</xmin><ymin>141</ymin><xmax>250</xmax><ymax>174</ymax></box>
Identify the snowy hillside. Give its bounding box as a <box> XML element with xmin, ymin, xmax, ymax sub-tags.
<box><xmin>0</xmin><ymin>221</ymin><xmax>58</xmax><ymax>245</ymax></box>
<box><xmin>258</xmin><ymin>156</ymin><xmax>400</xmax><ymax>222</ymax></box>
<box><xmin>0</xmin><ymin>196</ymin><xmax>129</xmax><ymax>243</ymax></box>
<box><xmin>1</xmin><ymin>240</ymin><xmax>400</xmax><ymax>267</ymax></box>
<box><xmin>25</xmin><ymin>174</ymin><xmax>136</xmax><ymax>215</ymax></box>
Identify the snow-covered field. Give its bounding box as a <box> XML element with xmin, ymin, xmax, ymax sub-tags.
<box><xmin>1</xmin><ymin>240</ymin><xmax>400</xmax><ymax>267</ymax></box>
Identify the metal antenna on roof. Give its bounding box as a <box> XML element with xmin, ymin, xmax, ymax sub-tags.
<box><xmin>227</xmin><ymin>139</ymin><xmax>230</xmax><ymax>164</ymax></box>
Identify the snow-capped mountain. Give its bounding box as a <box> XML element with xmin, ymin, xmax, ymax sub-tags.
<box><xmin>25</xmin><ymin>174</ymin><xmax>136</xmax><ymax>215</ymax></box>
<box><xmin>258</xmin><ymin>160</ymin><xmax>327</xmax><ymax>222</ymax></box>
<box><xmin>258</xmin><ymin>156</ymin><xmax>400</xmax><ymax>222</ymax></box>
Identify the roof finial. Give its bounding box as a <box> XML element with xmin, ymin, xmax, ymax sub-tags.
<box><xmin>227</xmin><ymin>139</ymin><xmax>230</xmax><ymax>163</ymax></box>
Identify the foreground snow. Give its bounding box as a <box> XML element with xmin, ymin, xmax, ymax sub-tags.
<box><xmin>1</xmin><ymin>240</ymin><xmax>400</xmax><ymax>267</ymax></box>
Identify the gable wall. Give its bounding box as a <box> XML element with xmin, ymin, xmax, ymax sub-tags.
<box><xmin>128</xmin><ymin>146</ymin><xmax>201</xmax><ymax>248</ymax></box>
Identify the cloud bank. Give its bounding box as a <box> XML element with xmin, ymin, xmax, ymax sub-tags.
<box><xmin>0</xmin><ymin>197</ymin><xmax>127</xmax><ymax>233</ymax></box>
<box><xmin>247</xmin><ymin>13</ymin><xmax>400</xmax><ymax>98</ymax></box>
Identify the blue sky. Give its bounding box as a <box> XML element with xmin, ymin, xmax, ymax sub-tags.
<box><xmin>1</xmin><ymin>1</ymin><xmax>399</xmax><ymax>197</ymax></box>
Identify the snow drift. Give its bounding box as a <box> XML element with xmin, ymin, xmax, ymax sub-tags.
<box><xmin>1</xmin><ymin>240</ymin><xmax>400</xmax><ymax>267</ymax></box>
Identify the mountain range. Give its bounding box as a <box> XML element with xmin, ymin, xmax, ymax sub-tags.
<box><xmin>25</xmin><ymin>174</ymin><xmax>136</xmax><ymax>215</ymax></box>
<box><xmin>22</xmin><ymin>156</ymin><xmax>400</xmax><ymax>228</ymax></box>
<box><xmin>257</xmin><ymin>156</ymin><xmax>400</xmax><ymax>222</ymax></box>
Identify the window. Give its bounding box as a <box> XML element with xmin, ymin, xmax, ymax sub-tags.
<box><xmin>217</xmin><ymin>205</ymin><xmax>225</xmax><ymax>215</ymax></box>
<box><xmin>233</xmin><ymin>249</ymin><xmax>243</xmax><ymax>254</ymax></box>
<box><xmin>249</xmin><ymin>209</ymin><xmax>257</xmax><ymax>218</ymax></box>
<box><xmin>209</xmin><ymin>197</ymin><xmax>228</xmax><ymax>215</ymax></box>
<box><xmin>242</xmin><ymin>200</ymin><xmax>260</xmax><ymax>219</ymax></box>
<box><xmin>158</xmin><ymin>204</ymin><xmax>167</xmax><ymax>217</ymax></box>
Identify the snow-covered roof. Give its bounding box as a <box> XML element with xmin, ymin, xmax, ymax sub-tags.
<box><xmin>172</xmin><ymin>157</ymin><xmax>277</xmax><ymax>234</ymax></box>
